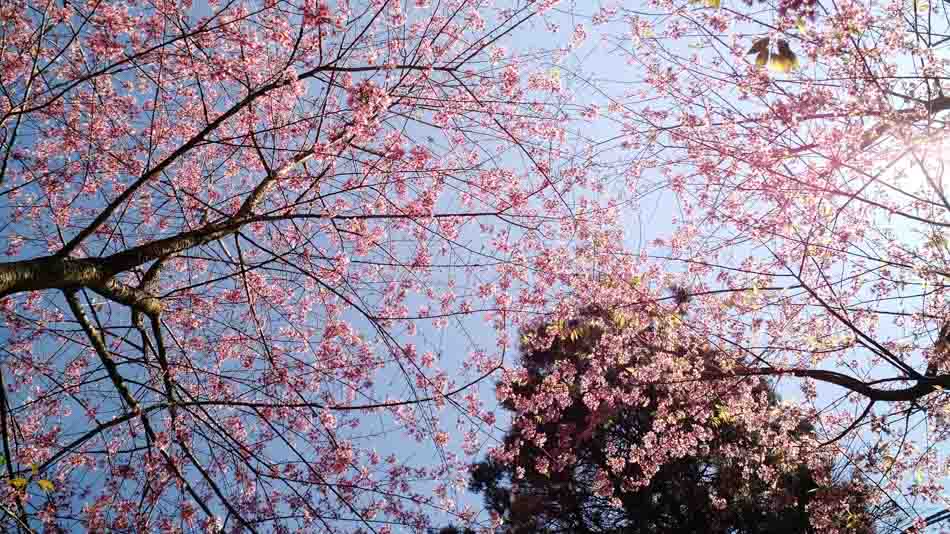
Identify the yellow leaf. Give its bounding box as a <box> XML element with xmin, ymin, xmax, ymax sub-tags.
<box><xmin>612</xmin><ymin>311</ymin><xmax>628</xmax><ymax>329</ymax></box>
<box><xmin>846</xmin><ymin>511</ymin><xmax>859</xmax><ymax>528</ymax></box>
<box><xmin>30</xmin><ymin>464</ymin><xmax>38</xmax><ymax>477</ymax></box>
<box><xmin>9</xmin><ymin>478</ymin><xmax>27</xmax><ymax>490</ymax></box>
<box><xmin>714</xmin><ymin>406</ymin><xmax>734</xmax><ymax>425</ymax></box>
<box><xmin>705</xmin><ymin>0</ymin><xmax>721</xmax><ymax>8</ymax></box>
<box><xmin>796</xmin><ymin>17</ymin><xmax>808</xmax><ymax>34</ymax></box>
<box><xmin>37</xmin><ymin>479</ymin><xmax>54</xmax><ymax>493</ymax></box>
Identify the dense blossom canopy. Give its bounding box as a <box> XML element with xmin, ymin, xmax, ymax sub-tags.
<box><xmin>465</xmin><ymin>307</ymin><xmax>889</xmax><ymax>533</ymax></box>
<box><xmin>2</xmin><ymin>0</ymin><xmax>950</xmax><ymax>532</ymax></box>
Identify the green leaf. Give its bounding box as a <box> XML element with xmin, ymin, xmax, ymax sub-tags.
<box><xmin>37</xmin><ymin>479</ymin><xmax>54</xmax><ymax>493</ymax></box>
<box><xmin>796</xmin><ymin>17</ymin><xmax>808</xmax><ymax>34</ymax></box>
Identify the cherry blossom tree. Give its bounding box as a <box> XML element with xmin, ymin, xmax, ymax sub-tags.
<box><xmin>0</xmin><ymin>0</ymin><xmax>619</xmax><ymax>531</ymax></box>
<box><xmin>463</xmin><ymin>307</ymin><xmax>891</xmax><ymax>534</ymax></box>
<box><xmin>7</xmin><ymin>0</ymin><xmax>950</xmax><ymax>531</ymax></box>
<box><xmin>492</xmin><ymin>0</ymin><xmax>950</xmax><ymax>532</ymax></box>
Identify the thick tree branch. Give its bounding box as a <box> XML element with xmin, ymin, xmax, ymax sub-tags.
<box><xmin>710</xmin><ymin>367</ymin><xmax>944</xmax><ymax>403</ymax></box>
